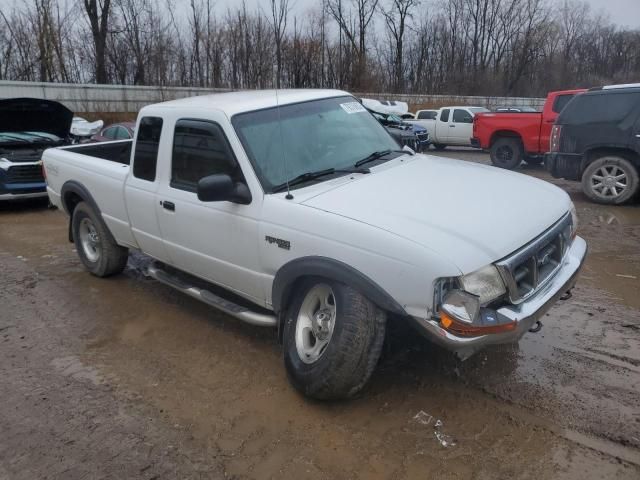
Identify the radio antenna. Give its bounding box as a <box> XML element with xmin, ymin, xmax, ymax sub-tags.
<box><xmin>274</xmin><ymin>88</ymin><xmax>293</xmax><ymax>200</ymax></box>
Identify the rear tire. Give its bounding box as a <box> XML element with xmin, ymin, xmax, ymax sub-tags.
<box><xmin>432</xmin><ymin>143</ymin><xmax>447</xmax><ymax>151</ymax></box>
<box><xmin>581</xmin><ymin>156</ymin><xmax>639</xmax><ymax>205</ymax></box>
<box><xmin>490</xmin><ymin>137</ymin><xmax>523</xmax><ymax>169</ymax></box>
<box><xmin>283</xmin><ymin>278</ymin><xmax>386</xmax><ymax>400</ymax></box>
<box><xmin>72</xmin><ymin>202</ymin><xmax>129</xmax><ymax>277</ymax></box>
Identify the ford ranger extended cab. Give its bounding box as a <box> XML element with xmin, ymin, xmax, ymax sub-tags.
<box><xmin>44</xmin><ymin>90</ymin><xmax>587</xmax><ymax>400</ymax></box>
<box><xmin>472</xmin><ymin>89</ymin><xmax>586</xmax><ymax>169</ymax></box>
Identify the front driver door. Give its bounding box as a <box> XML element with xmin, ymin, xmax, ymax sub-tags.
<box><xmin>155</xmin><ymin>116</ymin><xmax>264</xmax><ymax>303</ymax></box>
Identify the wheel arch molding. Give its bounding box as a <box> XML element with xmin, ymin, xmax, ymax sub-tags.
<box><xmin>60</xmin><ymin>180</ymin><xmax>116</xmax><ymax>245</ymax></box>
<box><xmin>272</xmin><ymin>256</ymin><xmax>407</xmax><ymax>319</ymax></box>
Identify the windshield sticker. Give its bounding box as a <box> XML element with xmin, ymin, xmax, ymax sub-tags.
<box><xmin>340</xmin><ymin>102</ymin><xmax>367</xmax><ymax>114</ymax></box>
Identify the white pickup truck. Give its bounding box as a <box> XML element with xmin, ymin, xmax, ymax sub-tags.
<box><xmin>44</xmin><ymin>90</ymin><xmax>587</xmax><ymax>400</ymax></box>
<box><xmin>407</xmin><ymin>106</ymin><xmax>488</xmax><ymax>149</ymax></box>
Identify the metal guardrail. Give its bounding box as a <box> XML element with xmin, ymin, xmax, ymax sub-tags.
<box><xmin>0</xmin><ymin>80</ymin><xmax>546</xmax><ymax>112</ymax></box>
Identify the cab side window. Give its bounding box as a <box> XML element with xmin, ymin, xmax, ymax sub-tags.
<box><xmin>133</xmin><ymin>116</ymin><xmax>163</xmax><ymax>182</ymax></box>
<box><xmin>453</xmin><ymin>109</ymin><xmax>473</xmax><ymax>123</ymax></box>
<box><xmin>552</xmin><ymin>94</ymin><xmax>575</xmax><ymax>114</ymax></box>
<box><xmin>171</xmin><ymin>119</ymin><xmax>241</xmax><ymax>192</ymax></box>
<box><xmin>440</xmin><ymin>109</ymin><xmax>450</xmax><ymax>122</ymax></box>
<box><xmin>418</xmin><ymin>111</ymin><xmax>436</xmax><ymax>120</ymax></box>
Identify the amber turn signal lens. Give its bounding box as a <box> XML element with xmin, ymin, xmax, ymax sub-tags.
<box><xmin>439</xmin><ymin>311</ymin><xmax>517</xmax><ymax>337</ymax></box>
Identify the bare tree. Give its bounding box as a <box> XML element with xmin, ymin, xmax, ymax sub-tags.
<box><xmin>83</xmin><ymin>0</ymin><xmax>111</xmax><ymax>83</ymax></box>
<box><xmin>380</xmin><ymin>0</ymin><xmax>419</xmax><ymax>92</ymax></box>
<box><xmin>269</xmin><ymin>0</ymin><xmax>290</xmax><ymax>88</ymax></box>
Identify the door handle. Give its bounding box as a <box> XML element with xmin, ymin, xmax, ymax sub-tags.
<box><xmin>449</xmin><ymin>125</ymin><xmax>456</xmax><ymax>127</ymax></box>
<box><xmin>161</xmin><ymin>200</ymin><xmax>175</xmax><ymax>211</ymax></box>
<box><xmin>636</xmin><ymin>134</ymin><xmax>640</xmax><ymax>138</ymax></box>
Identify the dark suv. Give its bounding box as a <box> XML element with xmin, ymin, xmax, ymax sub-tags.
<box><xmin>546</xmin><ymin>85</ymin><xmax>640</xmax><ymax>204</ymax></box>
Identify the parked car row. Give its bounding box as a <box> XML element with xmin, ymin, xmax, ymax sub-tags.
<box><xmin>472</xmin><ymin>84</ymin><xmax>640</xmax><ymax>205</ymax></box>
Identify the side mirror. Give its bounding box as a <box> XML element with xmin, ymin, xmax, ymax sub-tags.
<box><xmin>197</xmin><ymin>174</ymin><xmax>251</xmax><ymax>204</ymax></box>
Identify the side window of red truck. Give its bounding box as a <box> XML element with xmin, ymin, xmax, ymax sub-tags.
<box><xmin>552</xmin><ymin>95</ymin><xmax>575</xmax><ymax>114</ymax></box>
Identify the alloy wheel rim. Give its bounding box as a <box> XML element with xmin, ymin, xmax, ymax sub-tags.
<box><xmin>79</xmin><ymin>218</ymin><xmax>101</xmax><ymax>262</ymax></box>
<box><xmin>295</xmin><ymin>284</ymin><xmax>337</xmax><ymax>364</ymax></box>
<box><xmin>496</xmin><ymin>145</ymin><xmax>513</xmax><ymax>162</ymax></box>
<box><xmin>590</xmin><ymin>165</ymin><xmax>628</xmax><ymax>198</ymax></box>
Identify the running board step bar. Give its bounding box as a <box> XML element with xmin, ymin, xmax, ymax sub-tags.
<box><xmin>145</xmin><ymin>263</ymin><xmax>276</xmax><ymax>327</ymax></box>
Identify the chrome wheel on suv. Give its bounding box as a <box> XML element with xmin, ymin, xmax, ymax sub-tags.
<box><xmin>582</xmin><ymin>156</ymin><xmax>639</xmax><ymax>205</ymax></box>
<box><xmin>589</xmin><ymin>165</ymin><xmax>628</xmax><ymax>199</ymax></box>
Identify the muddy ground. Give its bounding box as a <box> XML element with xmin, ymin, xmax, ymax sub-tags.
<box><xmin>1</xmin><ymin>150</ymin><xmax>639</xmax><ymax>479</ymax></box>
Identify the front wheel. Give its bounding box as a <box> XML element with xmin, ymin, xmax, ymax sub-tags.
<box><xmin>490</xmin><ymin>137</ymin><xmax>523</xmax><ymax>169</ymax></box>
<box><xmin>283</xmin><ymin>278</ymin><xmax>386</xmax><ymax>400</ymax></box>
<box><xmin>582</xmin><ymin>156</ymin><xmax>639</xmax><ymax>205</ymax></box>
<box><xmin>72</xmin><ymin>202</ymin><xmax>129</xmax><ymax>277</ymax></box>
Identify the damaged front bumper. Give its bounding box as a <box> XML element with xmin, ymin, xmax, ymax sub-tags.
<box><xmin>413</xmin><ymin>236</ymin><xmax>587</xmax><ymax>360</ymax></box>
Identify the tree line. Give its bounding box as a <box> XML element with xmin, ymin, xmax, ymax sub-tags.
<box><xmin>1</xmin><ymin>0</ymin><xmax>639</xmax><ymax>97</ymax></box>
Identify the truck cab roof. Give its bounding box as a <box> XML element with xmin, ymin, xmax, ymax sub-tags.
<box><xmin>148</xmin><ymin>89</ymin><xmax>351</xmax><ymax>117</ymax></box>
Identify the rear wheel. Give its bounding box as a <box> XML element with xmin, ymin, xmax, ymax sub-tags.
<box><xmin>490</xmin><ymin>137</ymin><xmax>523</xmax><ymax>169</ymax></box>
<box><xmin>582</xmin><ymin>156</ymin><xmax>639</xmax><ymax>205</ymax></box>
<box><xmin>72</xmin><ymin>202</ymin><xmax>129</xmax><ymax>277</ymax></box>
<box><xmin>283</xmin><ymin>278</ymin><xmax>386</xmax><ymax>400</ymax></box>
<box><xmin>432</xmin><ymin>143</ymin><xmax>447</xmax><ymax>151</ymax></box>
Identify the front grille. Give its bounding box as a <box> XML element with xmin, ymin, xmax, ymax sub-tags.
<box><xmin>399</xmin><ymin>135</ymin><xmax>420</xmax><ymax>151</ymax></box>
<box><xmin>5</xmin><ymin>164</ymin><xmax>45</xmax><ymax>184</ymax></box>
<box><xmin>496</xmin><ymin>213</ymin><xmax>573</xmax><ymax>304</ymax></box>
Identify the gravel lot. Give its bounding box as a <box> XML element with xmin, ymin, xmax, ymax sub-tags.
<box><xmin>1</xmin><ymin>149</ymin><xmax>639</xmax><ymax>479</ymax></box>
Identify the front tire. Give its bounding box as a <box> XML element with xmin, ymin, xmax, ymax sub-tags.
<box><xmin>72</xmin><ymin>202</ymin><xmax>129</xmax><ymax>277</ymax></box>
<box><xmin>582</xmin><ymin>156</ymin><xmax>639</xmax><ymax>205</ymax></box>
<box><xmin>283</xmin><ymin>278</ymin><xmax>386</xmax><ymax>400</ymax></box>
<box><xmin>490</xmin><ymin>137</ymin><xmax>523</xmax><ymax>169</ymax></box>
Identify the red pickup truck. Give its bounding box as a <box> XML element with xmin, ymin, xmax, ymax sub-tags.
<box><xmin>472</xmin><ymin>89</ymin><xmax>586</xmax><ymax>169</ymax></box>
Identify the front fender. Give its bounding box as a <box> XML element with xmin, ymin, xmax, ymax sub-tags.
<box><xmin>272</xmin><ymin>256</ymin><xmax>407</xmax><ymax>317</ymax></box>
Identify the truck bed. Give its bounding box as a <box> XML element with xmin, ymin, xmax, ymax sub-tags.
<box><xmin>63</xmin><ymin>140</ymin><xmax>132</xmax><ymax>165</ymax></box>
<box><xmin>43</xmin><ymin>140</ymin><xmax>137</xmax><ymax>249</ymax></box>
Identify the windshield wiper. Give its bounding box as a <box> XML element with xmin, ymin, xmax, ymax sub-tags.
<box><xmin>272</xmin><ymin>167</ymin><xmax>370</xmax><ymax>193</ymax></box>
<box><xmin>354</xmin><ymin>149</ymin><xmax>408</xmax><ymax>168</ymax></box>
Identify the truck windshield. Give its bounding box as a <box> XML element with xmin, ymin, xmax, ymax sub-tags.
<box><xmin>232</xmin><ymin>96</ymin><xmax>399</xmax><ymax>192</ymax></box>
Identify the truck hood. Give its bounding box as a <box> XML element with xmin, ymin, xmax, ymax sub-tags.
<box><xmin>301</xmin><ymin>155</ymin><xmax>571</xmax><ymax>273</ymax></box>
<box><xmin>0</xmin><ymin>98</ymin><xmax>73</xmax><ymax>139</ymax></box>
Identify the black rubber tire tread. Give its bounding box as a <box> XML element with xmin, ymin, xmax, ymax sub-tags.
<box><xmin>490</xmin><ymin>137</ymin><xmax>523</xmax><ymax>169</ymax></box>
<box><xmin>432</xmin><ymin>143</ymin><xmax>447</xmax><ymax>150</ymax></box>
<box><xmin>283</xmin><ymin>277</ymin><xmax>386</xmax><ymax>400</ymax></box>
<box><xmin>581</xmin><ymin>156</ymin><xmax>640</xmax><ymax>205</ymax></box>
<box><xmin>72</xmin><ymin>202</ymin><xmax>129</xmax><ymax>277</ymax></box>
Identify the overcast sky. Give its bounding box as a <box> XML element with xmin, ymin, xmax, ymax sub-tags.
<box><xmin>0</xmin><ymin>0</ymin><xmax>639</xmax><ymax>28</ymax></box>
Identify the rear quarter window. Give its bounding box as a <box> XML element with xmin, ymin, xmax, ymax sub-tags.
<box><xmin>559</xmin><ymin>92</ymin><xmax>640</xmax><ymax>125</ymax></box>
<box><xmin>552</xmin><ymin>94</ymin><xmax>576</xmax><ymax>114</ymax></box>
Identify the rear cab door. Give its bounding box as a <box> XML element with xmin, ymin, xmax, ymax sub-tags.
<box><xmin>449</xmin><ymin>108</ymin><xmax>474</xmax><ymax>145</ymax></box>
<box><xmin>124</xmin><ymin>115</ymin><xmax>171</xmax><ymax>263</ymax></box>
<box><xmin>436</xmin><ymin>108</ymin><xmax>451</xmax><ymax>142</ymax></box>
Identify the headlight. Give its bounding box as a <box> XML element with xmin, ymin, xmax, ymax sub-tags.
<box><xmin>459</xmin><ymin>264</ymin><xmax>506</xmax><ymax>305</ymax></box>
<box><xmin>570</xmin><ymin>203</ymin><xmax>578</xmax><ymax>239</ymax></box>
